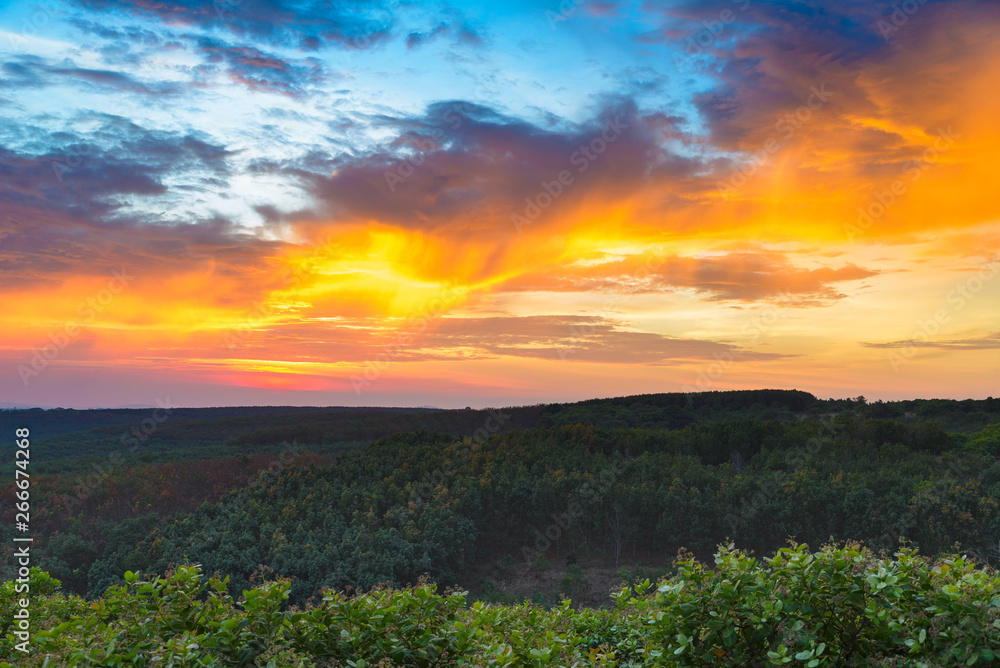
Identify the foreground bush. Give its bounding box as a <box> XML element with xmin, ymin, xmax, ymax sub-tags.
<box><xmin>3</xmin><ymin>542</ymin><xmax>999</xmax><ymax>666</ymax></box>
<box><xmin>625</xmin><ymin>542</ymin><xmax>1000</xmax><ymax>666</ymax></box>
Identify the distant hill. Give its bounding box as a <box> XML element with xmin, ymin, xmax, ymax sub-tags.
<box><xmin>4</xmin><ymin>390</ymin><xmax>999</xmax><ymax>470</ymax></box>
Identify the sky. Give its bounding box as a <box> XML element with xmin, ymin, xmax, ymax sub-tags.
<box><xmin>0</xmin><ymin>0</ymin><xmax>998</xmax><ymax>409</ymax></box>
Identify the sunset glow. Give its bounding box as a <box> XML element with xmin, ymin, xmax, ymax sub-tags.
<box><xmin>1</xmin><ymin>0</ymin><xmax>999</xmax><ymax>408</ymax></box>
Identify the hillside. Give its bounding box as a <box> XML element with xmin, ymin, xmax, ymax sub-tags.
<box><xmin>7</xmin><ymin>390</ymin><xmax>1000</xmax><ymax>473</ymax></box>
<box><xmin>2</xmin><ymin>390</ymin><xmax>999</xmax><ymax>607</ymax></box>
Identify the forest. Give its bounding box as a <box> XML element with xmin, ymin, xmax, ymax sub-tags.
<box><xmin>2</xmin><ymin>389</ymin><xmax>1000</xmax><ymax>665</ymax></box>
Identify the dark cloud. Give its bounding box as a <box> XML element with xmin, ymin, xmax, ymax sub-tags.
<box><xmin>0</xmin><ymin>106</ymin><xmax>278</xmax><ymax>298</ymax></box>
<box><xmin>406</xmin><ymin>21</ymin><xmax>482</xmax><ymax>49</ymax></box>
<box><xmin>0</xmin><ymin>61</ymin><xmax>45</xmax><ymax>89</ymax></box>
<box><xmin>637</xmin><ymin>0</ymin><xmax>985</xmax><ymax>149</ymax></box>
<box><xmin>0</xmin><ymin>116</ymin><xmax>233</xmax><ymax>238</ymax></box>
<box><xmin>1</xmin><ymin>54</ymin><xmax>181</xmax><ymax>96</ymax></box>
<box><xmin>52</xmin><ymin>65</ymin><xmax>177</xmax><ymax>95</ymax></box>
<box><xmin>0</xmin><ymin>143</ymin><xmax>163</xmax><ymax>222</ymax></box>
<box><xmin>69</xmin><ymin>18</ymin><xmax>163</xmax><ymax>44</ymax></box>
<box><xmin>296</xmin><ymin>98</ymin><xmax>688</xmax><ymax>235</ymax></box>
<box><xmin>0</xmin><ymin>196</ymin><xmax>282</xmax><ymax>297</ymax></box>
<box><xmin>192</xmin><ymin>38</ymin><xmax>326</xmax><ymax>96</ymax></box>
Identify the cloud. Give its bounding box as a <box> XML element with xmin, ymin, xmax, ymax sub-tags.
<box><xmin>0</xmin><ymin>202</ymin><xmax>273</xmax><ymax>289</ymax></box>
<box><xmin>67</xmin><ymin>19</ymin><xmax>181</xmax><ymax>69</ymax></box>
<box><xmin>68</xmin><ymin>18</ymin><xmax>164</xmax><ymax>46</ymax></box>
<box><xmin>406</xmin><ymin>20</ymin><xmax>482</xmax><ymax>49</ymax></box>
<box><xmin>220</xmin><ymin>314</ymin><xmax>794</xmax><ymax>365</ymax></box>
<box><xmin>0</xmin><ymin>115</ymin><xmax>232</xmax><ymax>219</ymax></box>
<box><xmin>297</xmin><ymin>98</ymin><xmax>682</xmax><ymax>234</ymax></box>
<box><xmin>69</xmin><ymin>0</ymin><xmax>399</xmax><ymax>50</ymax></box>
<box><xmin>192</xmin><ymin>38</ymin><xmax>326</xmax><ymax>96</ymax></box>
<box><xmin>862</xmin><ymin>333</ymin><xmax>1000</xmax><ymax>351</ymax></box>
<box><xmin>0</xmin><ymin>142</ymin><xmax>164</xmax><ymax>220</ymax></box>
<box><xmin>0</xmin><ymin>113</ymin><xmax>247</xmax><ymax>298</ymax></box>
<box><xmin>1</xmin><ymin>61</ymin><xmax>46</xmax><ymax>89</ymax></box>
<box><xmin>421</xmin><ymin>314</ymin><xmax>792</xmax><ymax>364</ymax></box>
<box><xmin>622</xmin><ymin>0</ymin><xmax>1000</xmax><ymax>245</ymax></box>
<box><xmin>503</xmin><ymin>250</ymin><xmax>877</xmax><ymax>302</ymax></box>
<box><xmin>2</xmin><ymin>54</ymin><xmax>182</xmax><ymax>96</ymax></box>
<box><xmin>0</xmin><ymin>0</ymin><xmax>994</xmax><ymax>401</ymax></box>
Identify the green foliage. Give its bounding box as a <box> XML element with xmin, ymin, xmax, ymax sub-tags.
<box><xmin>287</xmin><ymin>577</ymin><xmax>474</xmax><ymax>665</ymax></box>
<box><xmin>1</xmin><ymin>568</ymin><xmax>89</xmax><ymax>660</ymax></box>
<box><xmin>7</xmin><ymin>548</ymin><xmax>999</xmax><ymax>666</ymax></box>
<box><xmin>622</xmin><ymin>542</ymin><xmax>1000</xmax><ymax>666</ymax></box>
<box><xmin>12</xmin><ymin>565</ymin><xmax>307</xmax><ymax>667</ymax></box>
<box><xmin>560</xmin><ymin>563</ymin><xmax>589</xmax><ymax>598</ymax></box>
<box><xmin>966</xmin><ymin>422</ymin><xmax>1000</xmax><ymax>457</ymax></box>
<box><xmin>531</xmin><ymin>552</ymin><xmax>550</xmax><ymax>571</ymax></box>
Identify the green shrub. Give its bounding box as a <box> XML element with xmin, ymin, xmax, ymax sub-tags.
<box><xmin>560</xmin><ymin>563</ymin><xmax>589</xmax><ymax>599</ymax></box>
<box><xmin>1</xmin><ymin>568</ymin><xmax>89</xmax><ymax>661</ymax></box>
<box><xmin>530</xmin><ymin>552</ymin><xmax>549</xmax><ymax>571</ymax></box>
<box><xmin>966</xmin><ymin>423</ymin><xmax>1000</xmax><ymax>457</ymax></box>
<box><xmin>622</xmin><ymin>541</ymin><xmax>1000</xmax><ymax>666</ymax></box>
<box><xmin>5</xmin><ymin>546</ymin><xmax>999</xmax><ymax>667</ymax></box>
